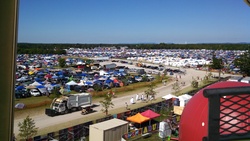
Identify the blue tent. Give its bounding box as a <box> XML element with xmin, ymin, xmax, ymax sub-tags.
<box><xmin>105</xmin><ymin>79</ymin><xmax>113</xmax><ymax>84</ymax></box>
<box><xmin>107</xmin><ymin>71</ymin><xmax>114</xmax><ymax>74</ymax></box>
<box><xmin>119</xmin><ymin>69</ymin><xmax>124</xmax><ymax>72</ymax></box>
<box><xmin>85</xmin><ymin>81</ymin><xmax>93</xmax><ymax>86</ymax></box>
<box><xmin>37</xmin><ymin>72</ymin><xmax>44</xmax><ymax>75</ymax></box>
<box><xmin>36</xmin><ymin>85</ymin><xmax>45</xmax><ymax>88</ymax></box>
<box><xmin>35</xmin><ymin>78</ymin><xmax>43</xmax><ymax>82</ymax></box>
<box><xmin>81</xmin><ymin>73</ymin><xmax>88</xmax><ymax>77</ymax></box>
<box><xmin>113</xmin><ymin>71</ymin><xmax>119</xmax><ymax>75</ymax></box>
<box><xmin>121</xmin><ymin>72</ymin><xmax>127</xmax><ymax>76</ymax></box>
<box><xmin>51</xmin><ymin>83</ymin><xmax>60</xmax><ymax>87</ymax></box>
<box><xmin>58</xmin><ymin>75</ymin><xmax>65</xmax><ymax>78</ymax></box>
<box><xmin>52</xmin><ymin>75</ymin><xmax>58</xmax><ymax>79</ymax></box>
<box><xmin>94</xmin><ymin>80</ymin><xmax>103</xmax><ymax>85</ymax></box>
<box><xmin>16</xmin><ymin>85</ymin><xmax>25</xmax><ymax>90</ymax></box>
<box><xmin>57</xmin><ymin>71</ymin><xmax>63</xmax><ymax>75</ymax></box>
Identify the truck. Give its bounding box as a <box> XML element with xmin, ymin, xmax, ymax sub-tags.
<box><xmin>103</xmin><ymin>63</ymin><xmax>116</xmax><ymax>70</ymax></box>
<box><xmin>45</xmin><ymin>93</ymin><xmax>92</xmax><ymax>116</ymax></box>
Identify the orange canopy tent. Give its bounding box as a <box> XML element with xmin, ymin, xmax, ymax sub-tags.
<box><xmin>126</xmin><ymin>113</ymin><xmax>150</xmax><ymax>124</ymax></box>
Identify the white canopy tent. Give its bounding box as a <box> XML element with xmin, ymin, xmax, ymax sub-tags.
<box><xmin>66</xmin><ymin>80</ymin><xmax>78</xmax><ymax>86</ymax></box>
<box><xmin>30</xmin><ymin>81</ymin><xmax>42</xmax><ymax>86</ymax></box>
<box><xmin>99</xmin><ymin>70</ymin><xmax>108</xmax><ymax>76</ymax></box>
<box><xmin>177</xmin><ymin>94</ymin><xmax>192</xmax><ymax>107</ymax></box>
<box><xmin>162</xmin><ymin>94</ymin><xmax>178</xmax><ymax>100</ymax></box>
<box><xmin>44</xmin><ymin>83</ymin><xmax>54</xmax><ymax>93</ymax></box>
<box><xmin>78</xmin><ymin>80</ymin><xmax>85</xmax><ymax>86</ymax></box>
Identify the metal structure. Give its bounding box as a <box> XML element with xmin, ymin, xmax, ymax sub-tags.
<box><xmin>203</xmin><ymin>86</ymin><xmax>250</xmax><ymax>141</ymax></box>
<box><xmin>0</xmin><ymin>0</ymin><xmax>18</xmax><ymax>141</ymax></box>
<box><xmin>245</xmin><ymin>0</ymin><xmax>250</xmax><ymax>6</ymax></box>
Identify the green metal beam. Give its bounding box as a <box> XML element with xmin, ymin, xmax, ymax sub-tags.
<box><xmin>0</xmin><ymin>0</ymin><xmax>18</xmax><ymax>140</ymax></box>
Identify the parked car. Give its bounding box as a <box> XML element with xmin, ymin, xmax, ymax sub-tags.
<box><xmin>135</xmin><ymin>76</ymin><xmax>143</xmax><ymax>82</ymax></box>
<box><xmin>15</xmin><ymin>90</ymin><xmax>31</xmax><ymax>98</ymax></box>
<box><xmin>74</xmin><ymin>85</ymin><xmax>86</xmax><ymax>92</ymax></box>
<box><xmin>30</xmin><ymin>89</ymin><xmax>41</xmax><ymax>96</ymax></box>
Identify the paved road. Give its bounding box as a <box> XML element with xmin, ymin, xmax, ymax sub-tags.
<box><xmin>13</xmin><ymin>61</ymin><xmax>235</xmax><ymax>135</ymax></box>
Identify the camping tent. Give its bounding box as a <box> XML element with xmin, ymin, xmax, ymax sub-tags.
<box><xmin>44</xmin><ymin>74</ymin><xmax>52</xmax><ymax>79</ymax></box>
<box><xmin>30</xmin><ymin>81</ymin><xmax>42</xmax><ymax>86</ymax></box>
<box><xmin>85</xmin><ymin>81</ymin><xmax>93</xmax><ymax>86</ymax></box>
<box><xmin>16</xmin><ymin>85</ymin><xmax>25</xmax><ymax>90</ymax></box>
<box><xmin>78</xmin><ymin>80</ymin><xmax>85</xmax><ymax>86</ymax></box>
<box><xmin>44</xmin><ymin>83</ymin><xmax>54</xmax><ymax>93</ymax></box>
<box><xmin>15</xmin><ymin>103</ymin><xmax>25</xmax><ymax>109</ymax></box>
<box><xmin>25</xmin><ymin>85</ymin><xmax>36</xmax><ymax>89</ymax></box>
<box><xmin>126</xmin><ymin>113</ymin><xmax>150</xmax><ymax>124</ymax></box>
<box><xmin>52</xmin><ymin>75</ymin><xmax>58</xmax><ymax>79</ymax></box>
<box><xmin>66</xmin><ymin>80</ymin><xmax>78</xmax><ymax>86</ymax></box>
<box><xmin>141</xmin><ymin>110</ymin><xmax>160</xmax><ymax>119</ymax></box>
<box><xmin>162</xmin><ymin>94</ymin><xmax>177</xmax><ymax>100</ymax></box>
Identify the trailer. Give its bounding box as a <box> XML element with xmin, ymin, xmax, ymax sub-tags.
<box><xmin>81</xmin><ymin>104</ymin><xmax>94</xmax><ymax>115</ymax></box>
<box><xmin>89</xmin><ymin>118</ymin><xmax>128</xmax><ymax>141</ymax></box>
<box><xmin>227</xmin><ymin>76</ymin><xmax>243</xmax><ymax>82</ymax></box>
<box><xmin>45</xmin><ymin>93</ymin><xmax>92</xmax><ymax>116</ymax></box>
<box><xmin>240</xmin><ymin>77</ymin><xmax>250</xmax><ymax>83</ymax></box>
<box><xmin>103</xmin><ymin>63</ymin><xmax>116</xmax><ymax>70</ymax></box>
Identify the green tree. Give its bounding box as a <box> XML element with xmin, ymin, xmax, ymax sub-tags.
<box><xmin>18</xmin><ymin>115</ymin><xmax>38</xmax><ymax>140</ymax></box>
<box><xmin>100</xmin><ymin>91</ymin><xmax>114</xmax><ymax>115</ymax></box>
<box><xmin>234</xmin><ymin>50</ymin><xmax>250</xmax><ymax>76</ymax></box>
<box><xmin>191</xmin><ymin>78</ymin><xmax>199</xmax><ymax>88</ymax></box>
<box><xmin>210</xmin><ymin>54</ymin><xmax>223</xmax><ymax>80</ymax></box>
<box><xmin>58</xmin><ymin>58</ymin><xmax>66</xmax><ymax>68</ymax></box>
<box><xmin>144</xmin><ymin>82</ymin><xmax>157</xmax><ymax>100</ymax></box>
<box><xmin>207</xmin><ymin>72</ymin><xmax>213</xmax><ymax>79</ymax></box>
<box><xmin>171</xmin><ymin>81</ymin><xmax>182</xmax><ymax>95</ymax></box>
<box><xmin>202</xmin><ymin>75</ymin><xmax>209</xmax><ymax>85</ymax></box>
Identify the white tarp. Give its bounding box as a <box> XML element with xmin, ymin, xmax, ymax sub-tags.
<box><xmin>162</xmin><ymin>94</ymin><xmax>177</xmax><ymax>100</ymax></box>
<box><xmin>99</xmin><ymin>70</ymin><xmax>108</xmax><ymax>76</ymax></box>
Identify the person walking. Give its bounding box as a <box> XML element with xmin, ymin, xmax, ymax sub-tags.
<box><xmin>141</xmin><ymin>94</ymin><xmax>144</xmax><ymax>101</ymax></box>
<box><xmin>125</xmin><ymin>102</ymin><xmax>129</xmax><ymax>110</ymax></box>
<box><xmin>136</xmin><ymin>94</ymin><xmax>139</xmax><ymax>101</ymax></box>
<box><xmin>130</xmin><ymin>97</ymin><xmax>135</xmax><ymax>104</ymax></box>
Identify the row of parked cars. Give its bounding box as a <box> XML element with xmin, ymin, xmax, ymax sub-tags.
<box><xmin>72</xmin><ymin>74</ymin><xmax>155</xmax><ymax>93</ymax></box>
<box><xmin>15</xmin><ymin>89</ymin><xmax>43</xmax><ymax>98</ymax></box>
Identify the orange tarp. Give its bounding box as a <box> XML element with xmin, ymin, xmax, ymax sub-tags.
<box><xmin>126</xmin><ymin>113</ymin><xmax>150</xmax><ymax>124</ymax></box>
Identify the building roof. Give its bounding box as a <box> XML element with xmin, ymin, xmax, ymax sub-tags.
<box><xmin>90</xmin><ymin>118</ymin><xmax>128</xmax><ymax>131</ymax></box>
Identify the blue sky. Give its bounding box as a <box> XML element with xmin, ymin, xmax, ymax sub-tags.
<box><xmin>18</xmin><ymin>0</ymin><xmax>250</xmax><ymax>44</ymax></box>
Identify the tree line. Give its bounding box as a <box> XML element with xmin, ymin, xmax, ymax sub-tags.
<box><xmin>18</xmin><ymin>43</ymin><xmax>250</xmax><ymax>54</ymax></box>
<box><xmin>17</xmin><ymin>43</ymin><xmax>66</xmax><ymax>54</ymax></box>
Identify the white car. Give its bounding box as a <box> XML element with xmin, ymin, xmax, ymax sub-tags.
<box><xmin>30</xmin><ymin>89</ymin><xmax>41</xmax><ymax>96</ymax></box>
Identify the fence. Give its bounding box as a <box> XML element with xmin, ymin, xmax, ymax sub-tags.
<box><xmin>203</xmin><ymin>86</ymin><xmax>250</xmax><ymax>141</ymax></box>
<box><xmin>33</xmin><ymin>100</ymin><xmax>168</xmax><ymax>141</ymax></box>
